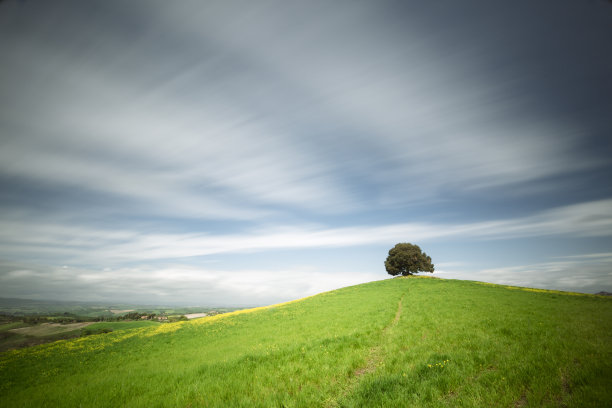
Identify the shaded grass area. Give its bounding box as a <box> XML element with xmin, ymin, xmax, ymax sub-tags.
<box><xmin>80</xmin><ymin>321</ymin><xmax>161</xmax><ymax>337</ymax></box>
<box><xmin>84</xmin><ymin>320</ymin><xmax>160</xmax><ymax>332</ymax></box>
<box><xmin>1</xmin><ymin>277</ymin><xmax>610</xmax><ymax>407</ymax></box>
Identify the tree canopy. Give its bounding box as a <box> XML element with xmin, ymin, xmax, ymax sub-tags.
<box><xmin>385</xmin><ymin>243</ymin><xmax>434</xmax><ymax>276</ymax></box>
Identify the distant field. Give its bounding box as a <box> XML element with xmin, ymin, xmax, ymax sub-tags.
<box><xmin>184</xmin><ymin>312</ymin><xmax>208</xmax><ymax>319</ymax></box>
<box><xmin>109</xmin><ymin>309</ymin><xmax>135</xmax><ymax>314</ymax></box>
<box><xmin>0</xmin><ymin>322</ymin><xmax>86</xmax><ymax>353</ymax></box>
<box><xmin>0</xmin><ymin>320</ymin><xmax>163</xmax><ymax>352</ymax></box>
<box><xmin>0</xmin><ymin>322</ymin><xmax>28</xmax><ymax>332</ymax></box>
<box><xmin>1</xmin><ymin>277</ymin><xmax>610</xmax><ymax>407</ymax></box>
<box><xmin>9</xmin><ymin>322</ymin><xmax>94</xmax><ymax>337</ymax></box>
<box><xmin>85</xmin><ymin>320</ymin><xmax>160</xmax><ymax>331</ymax></box>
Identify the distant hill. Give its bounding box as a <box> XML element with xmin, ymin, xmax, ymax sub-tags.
<box><xmin>0</xmin><ymin>297</ymin><xmax>113</xmax><ymax>317</ymax></box>
<box><xmin>0</xmin><ymin>297</ymin><xmax>88</xmax><ymax>306</ymax></box>
<box><xmin>1</xmin><ymin>277</ymin><xmax>610</xmax><ymax>407</ymax></box>
<box><xmin>0</xmin><ymin>296</ymin><xmax>170</xmax><ymax>309</ymax></box>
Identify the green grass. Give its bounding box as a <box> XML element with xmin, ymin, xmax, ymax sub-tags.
<box><xmin>0</xmin><ymin>322</ymin><xmax>29</xmax><ymax>332</ymax></box>
<box><xmin>0</xmin><ymin>277</ymin><xmax>610</xmax><ymax>407</ymax></box>
<box><xmin>81</xmin><ymin>321</ymin><xmax>161</xmax><ymax>337</ymax></box>
<box><xmin>84</xmin><ymin>320</ymin><xmax>160</xmax><ymax>332</ymax></box>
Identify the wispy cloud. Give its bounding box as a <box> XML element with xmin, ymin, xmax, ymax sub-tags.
<box><xmin>1</xmin><ymin>199</ymin><xmax>610</xmax><ymax>267</ymax></box>
<box><xmin>0</xmin><ymin>1</ymin><xmax>610</xmax><ymax>304</ymax></box>
<box><xmin>0</xmin><ymin>261</ymin><xmax>382</xmax><ymax>306</ymax></box>
<box><xmin>1</xmin><ymin>0</ymin><xmax>606</xmax><ymax>224</ymax></box>
<box><xmin>436</xmin><ymin>252</ymin><xmax>612</xmax><ymax>294</ymax></box>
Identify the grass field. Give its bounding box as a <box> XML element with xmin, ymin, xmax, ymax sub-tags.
<box><xmin>84</xmin><ymin>320</ymin><xmax>161</xmax><ymax>332</ymax></box>
<box><xmin>9</xmin><ymin>322</ymin><xmax>94</xmax><ymax>337</ymax></box>
<box><xmin>0</xmin><ymin>319</ymin><xmax>162</xmax><ymax>352</ymax></box>
<box><xmin>0</xmin><ymin>321</ymin><xmax>89</xmax><ymax>353</ymax></box>
<box><xmin>1</xmin><ymin>277</ymin><xmax>610</xmax><ymax>407</ymax></box>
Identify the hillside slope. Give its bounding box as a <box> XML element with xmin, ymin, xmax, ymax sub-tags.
<box><xmin>1</xmin><ymin>277</ymin><xmax>611</xmax><ymax>407</ymax></box>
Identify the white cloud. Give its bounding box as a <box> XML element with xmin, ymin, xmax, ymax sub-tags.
<box><xmin>1</xmin><ymin>199</ymin><xmax>610</xmax><ymax>266</ymax></box>
<box><xmin>1</xmin><ymin>0</ymin><xmax>602</xmax><ymax>223</ymax></box>
<box><xmin>556</xmin><ymin>252</ymin><xmax>612</xmax><ymax>261</ymax></box>
<box><xmin>0</xmin><ymin>1</ymin><xmax>610</xmax><ymax>305</ymax></box>
<box><xmin>436</xmin><ymin>252</ymin><xmax>612</xmax><ymax>294</ymax></box>
<box><xmin>156</xmin><ymin>0</ymin><xmax>594</xmax><ymax>201</ymax></box>
<box><xmin>0</xmin><ymin>262</ymin><xmax>382</xmax><ymax>306</ymax></box>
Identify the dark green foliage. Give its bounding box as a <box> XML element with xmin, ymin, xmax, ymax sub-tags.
<box><xmin>385</xmin><ymin>243</ymin><xmax>434</xmax><ymax>276</ymax></box>
<box><xmin>81</xmin><ymin>328</ymin><xmax>113</xmax><ymax>336</ymax></box>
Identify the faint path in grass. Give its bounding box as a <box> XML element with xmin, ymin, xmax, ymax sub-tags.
<box><xmin>354</xmin><ymin>296</ymin><xmax>403</xmax><ymax>377</ymax></box>
<box><xmin>390</xmin><ymin>297</ymin><xmax>402</xmax><ymax>326</ymax></box>
<box><xmin>326</xmin><ymin>295</ymin><xmax>404</xmax><ymax>407</ymax></box>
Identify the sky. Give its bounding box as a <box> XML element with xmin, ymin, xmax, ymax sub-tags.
<box><xmin>0</xmin><ymin>0</ymin><xmax>611</xmax><ymax>306</ymax></box>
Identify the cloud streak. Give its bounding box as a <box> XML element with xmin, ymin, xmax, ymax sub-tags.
<box><xmin>436</xmin><ymin>252</ymin><xmax>612</xmax><ymax>295</ymax></box>
<box><xmin>1</xmin><ymin>199</ymin><xmax>610</xmax><ymax>267</ymax></box>
<box><xmin>0</xmin><ymin>1</ymin><xmax>611</xmax><ymax>304</ymax></box>
<box><xmin>0</xmin><ymin>261</ymin><xmax>381</xmax><ymax>306</ymax></box>
<box><xmin>1</xmin><ymin>0</ymin><xmax>608</xmax><ymax>223</ymax></box>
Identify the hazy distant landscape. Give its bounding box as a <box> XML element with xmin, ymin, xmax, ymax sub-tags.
<box><xmin>0</xmin><ymin>297</ymin><xmax>239</xmax><ymax>318</ymax></box>
<box><xmin>0</xmin><ymin>298</ymin><xmax>239</xmax><ymax>352</ymax></box>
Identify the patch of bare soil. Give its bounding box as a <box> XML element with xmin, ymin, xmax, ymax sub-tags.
<box><xmin>185</xmin><ymin>313</ymin><xmax>208</xmax><ymax>319</ymax></box>
<box><xmin>514</xmin><ymin>393</ymin><xmax>528</xmax><ymax>407</ymax></box>
<box><xmin>9</xmin><ymin>322</ymin><xmax>95</xmax><ymax>337</ymax></box>
<box><xmin>110</xmin><ymin>309</ymin><xmax>135</xmax><ymax>314</ymax></box>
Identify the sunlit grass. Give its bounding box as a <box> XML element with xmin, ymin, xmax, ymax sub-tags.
<box><xmin>1</xmin><ymin>277</ymin><xmax>610</xmax><ymax>407</ymax></box>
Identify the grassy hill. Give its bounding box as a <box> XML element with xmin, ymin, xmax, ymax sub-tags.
<box><xmin>1</xmin><ymin>277</ymin><xmax>610</xmax><ymax>407</ymax></box>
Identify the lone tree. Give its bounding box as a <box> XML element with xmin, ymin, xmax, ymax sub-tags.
<box><xmin>385</xmin><ymin>243</ymin><xmax>434</xmax><ymax>276</ymax></box>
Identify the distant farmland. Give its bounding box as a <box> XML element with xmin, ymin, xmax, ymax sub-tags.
<box><xmin>1</xmin><ymin>277</ymin><xmax>610</xmax><ymax>407</ymax></box>
<box><xmin>8</xmin><ymin>322</ymin><xmax>94</xmax><ymax>337</ymax></box>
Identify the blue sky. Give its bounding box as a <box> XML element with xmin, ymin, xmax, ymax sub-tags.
<box><xmin>0</xmin><ymin>0</ymin><xmax>611</xmax><ymax>306</ymax></box>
